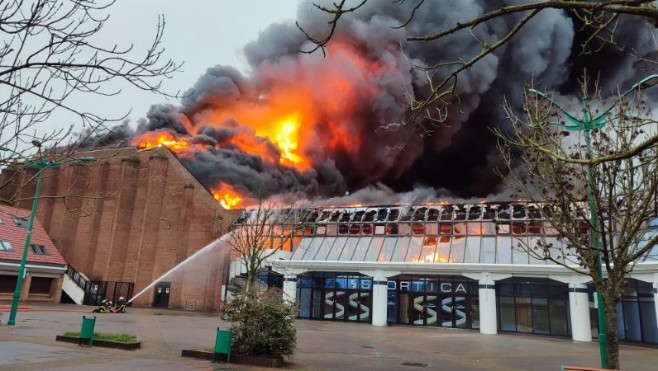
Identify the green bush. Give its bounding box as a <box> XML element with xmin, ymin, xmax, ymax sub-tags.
<box><xmin>221</xmin><ymin>288</ymin><xmax>297</xmax><ymax>358</ymax></box>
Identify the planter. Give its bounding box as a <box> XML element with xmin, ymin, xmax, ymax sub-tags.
<box><xmin>181</xmin><ymin>349</ymin><xmax>285</xmax><ymax>368</ymax></box>
<box><xmin>55</xmin><ymin>335</ymin><xmax>141</xmax><ymax>350</ymax></box>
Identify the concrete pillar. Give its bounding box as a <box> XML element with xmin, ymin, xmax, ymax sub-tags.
<box><xmin>52</xmin><ymin>275</ymin><xmax>64</xmax><ymax>303</ymax></box>
<box><xmin>569</xmin><ymin>283</ymin><xmax>592</xmax><ymax>342</ymax></box>
<box><xmin>462</xmin><ymin>272</ymin><xmax>511</xmax><ymax>335</ymax></box>
<box><xmin>20</xmin><ymin>273</ymin><xmax>32</xmax><ymax>301</ymax></box>
<box><xmin>372</xmin><ymin>272</ymin><xmax>389</xmax><ymax>327</ymax></box>
<box><xmin>479</xmin><ymin>275</ymin><xmax>498</xmax><ymax>335</ymax></box>
<box><xmin>283</xmin><ymin>274</ymin><xmax>297</xmax><ymax>303</ymax></box>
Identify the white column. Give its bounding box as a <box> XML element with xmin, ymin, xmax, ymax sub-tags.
<box><xmin>479</xmin><ymin>275</ymin><xmax>497</xmax><ymax>335</ymax></box>
<box><xmin>283</xmin><ymin>274</ymin><xmax>297</xmax><ymax>303</ymax></box>
<box><xmin>569</xmin><ymin>283</ymin><xmax>592</xmax><ymax>342</ymax></box>
<box><xmin>371</xmin><ymin>273</ymin><xmax>389</xmax><ymax>327</ymax></box>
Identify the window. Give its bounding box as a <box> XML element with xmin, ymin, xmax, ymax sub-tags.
<box><xmin>454</xmin><ymin>206</ymin><xmax>467</xmax><ymax>220</ymax></box>
<box><xmin>363</xmin><ymin>210</ymin><xmax>376</xmax><ymax>222</ymax></box>
<box><xmin>439</xmin><ymin>223</ymin><xmax>452</xmax><ymax>234</ymax></box>
<box><xmin>30</xmin><ymin>244</ymin><xmax>49</xmax><ymax>255</ymax></box>
<box><xmin>512</xmin><ymin>204</ymin><xmax>526</xmax><ymax>219</ymax></box>
<box><xmin>0</xmin><ymin>240</ymin><xmax>13</xmax><ymax>251</ymax></box>
<box><xmin>411</xmin><ymin>223</ymin><xmax>425</xmax><ymax>235</ymax></box>
<box><xmin>398</xmin><ymin>223</ymin><xmax>411</xmax><ymax>236</ymax></box>
<box><xmin>468</xmin><ymin>206</ymin><xmax>482</xmax><ymax>220</ymax></box>
<box><xmin>497</xmin><ymin>223</ymin><xmax>511</xmax><ymax>234</ymax></box>
<box><xmin>512</xmin><ymin>222</ymin><xmax>527</xmax><ymax>235</ymax></box>
<box><xmin>387</xmin><ymin>208</ymin><xmax>400</xmax><ymax>221</ymax></box>
<box><xmin>13</xmin><ymin>216</ymin><xmax>29</xmax><ymax>228</ymax></box>
<box><xmin>527</xmin><ymin>222</ymin><xmax>543</xmax><ymax>234</ymax></box>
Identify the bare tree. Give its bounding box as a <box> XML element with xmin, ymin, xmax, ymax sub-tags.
<box><xmin>300</xmin><ymin>0</ymin><xmax>658</xmax><ymax>127</ymax></box>
<box><xmin>0</xmin><ymin>0</ymin><xmax>181</xmax><ymax>167</ymax></box>
<box><xmin>496</xmin><ymin>75</ymin><xmax>658</xmax><ymax>369</ymax></box>
<box><xmin>228</xmin><ymin>201</ymin><xmax>284</xmax><ymax>293</ymax></box>
<box><xmin>227</xmin><ymin>199</ymin><xmax>315</xmax><ymax>293</ymax></box>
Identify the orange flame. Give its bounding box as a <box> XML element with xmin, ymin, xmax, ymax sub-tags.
<box><xmin>131</xmin><ymin>41</ymin><xmax>399</xmax><ymax>201</ymax></box>
<box><xmin>132</xmin><ymin>131</ymin><xmax>200</xmax><ymax>154</ymax></box>
<box><xmin>202</xmin><ymin>89</ymin><xmax>315</xmax><ymax>170</ymax></box>
<box><xmin>211</xmin><ymin>183</ymin><xmax>244</xmax><ymax>209</ymax></box>
<box><xmin>413</xmin><ymin>252</ymin><xmax>454</xmax><ymax>263</ymax></box>
<box><xmin>274</xmin><ymin>112</ymin><xmax>305</xmax><ymax>167</ymax></box>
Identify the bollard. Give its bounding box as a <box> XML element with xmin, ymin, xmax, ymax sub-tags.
<box><xmin>80</xmin><ymin>315</ymin><xmax>96</xmax><ymax>346</ymax></box>
<box><xmin>213</xmin><ymin>327</ymin><xmax>232</xmax><ymax>363</ymax></box>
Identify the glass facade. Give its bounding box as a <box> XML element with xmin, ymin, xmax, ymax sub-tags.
<box><xmin>283</xmin><ymin>203</ymin><xmax>572</xmax><ymax>265</ymax></box>
<box><xmin>296</xmin><ymin>273</ymin><xmax>479</xmax><ymax>330</ymax></box>
<box><xmin>297</xmin><ymin>272</ymin><xmax>372</xmax><ymax>323</ymax></box>
<box><xmin>386</xmin><ymin>275</ymin><xmax>479</xmax><ymax>329</ymax></box>
<box><xmin>238</xmin><ymin>203</ymin><xmax>658</xmax><ymax>265</ymax></box>
<box><xmin>617</xmin><ymin>279</ymin><xmax>658</xmax><ymax>344</ymax></box>
<box><xmin>496</xmin><ymin>278</ymin><xmax>570</xmax><ymax>336</ymax></box>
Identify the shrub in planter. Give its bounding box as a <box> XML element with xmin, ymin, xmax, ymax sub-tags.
<box><xmin>221</xmin><ymin>288</ymin><xmax>296</xmax><ymax>359</ymax></box>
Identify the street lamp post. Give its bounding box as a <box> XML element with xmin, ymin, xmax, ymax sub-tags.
<box><xmin>528</xmin><ymin>74</ymin><xmax>658</xmax><ymax>369</ymax></box>
<box><xmin>0</xmin><ymin>144</ymin><xmax>95</xmax><ymax>326</ymax></box>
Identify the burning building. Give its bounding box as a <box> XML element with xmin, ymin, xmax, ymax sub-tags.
<box><xmin>0</xmin><ymin>147</ymin><xmax>237</xmax><ymax>310</ymax></box>
<box><xmin>233</xmin><ymin>203</ymin><xmax>658</xmax><ymax>345</ymax></box>
<box><xmin>1</xmin><ymin>0</ymin><xmax>658</xmax><ymax>345</ymax></box>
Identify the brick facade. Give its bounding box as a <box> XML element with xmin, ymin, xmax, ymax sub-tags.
<box><xmin>0</xmin><ymin>147</ymin><xmax>237</xmax><ymax>311</ymax></box>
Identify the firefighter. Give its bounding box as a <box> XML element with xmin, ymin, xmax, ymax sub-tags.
<box><xmin>114</xmin><ymin>297</ymin><xmax>127</xmax><ymax>313</ymax></box>
<box><xmin>93</xmin><ymin>299</ymin><xmax>110</xmax><ymax>313</ymax></box>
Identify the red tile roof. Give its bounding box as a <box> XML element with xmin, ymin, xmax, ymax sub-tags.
<box><xmin>0</xmin><ymin>204</ymin><xmax>66</xmax><ymax>266</ymax></box>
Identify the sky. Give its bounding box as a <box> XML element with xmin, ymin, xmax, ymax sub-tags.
<box><xmin>85</xmin><ymin>0</ymin><xmax>300</xmax><ymax>129</ymax></box>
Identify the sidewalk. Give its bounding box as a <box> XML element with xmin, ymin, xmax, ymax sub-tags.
<box><xmin>1</xmin><ymin>304</ymin><xmax>657</xmax><ymax>370</ymax></box>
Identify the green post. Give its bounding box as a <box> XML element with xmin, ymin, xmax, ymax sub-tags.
<box><xmin>583</xmin><ymin>117</ymin><xmax>607</xmax><ymax>369</ymax></box>
<box><xmin>7</xmin><ymin>170</ymin><xmax>43</xmax><ymax>326</ymax></box>
<box><xmin>80</xmin><ymin>315</ymin><xmax>96</xmax><ymax>345</ymax></box>
<box><xmin>214</xmin><ymin>328</ymin><xmax>232</xmax><ymax>363</ymax></box>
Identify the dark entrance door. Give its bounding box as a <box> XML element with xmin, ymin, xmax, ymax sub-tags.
<box><xmin>152</xmin><ymin>282</ymin><xmax>170</xmax><ymax>308</ymax></box>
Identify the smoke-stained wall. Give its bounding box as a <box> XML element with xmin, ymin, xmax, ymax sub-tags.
<box><xmin>0</xmin><ymin>147</ymin><xmax>235</xmax><ymax>311</ymax></box>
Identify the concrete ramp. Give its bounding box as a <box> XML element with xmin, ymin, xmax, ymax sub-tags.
<box><xmin>61</xmin><ymin>274</ymin><xmax>84</xmax><ymax>304</ymax></box>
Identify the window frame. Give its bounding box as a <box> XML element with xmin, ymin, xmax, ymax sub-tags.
<box><xmin>13</xmin><ymin>216</ymin><xmax>29</xmax><ymax>228</ymax></box>
<box><xmin>29</xmin><ymin>244</ymin><xmax>49</xmax><ymax>256</ymax></box>
<box><xmin>0</xmin><ymin>240</ymin><xmax>13</xmax><ymax>252</ymax></box>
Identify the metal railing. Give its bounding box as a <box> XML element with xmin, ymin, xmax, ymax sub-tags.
<box><xmin>65</xmin><ymin>265</ymin><xmax>134</xmax><ymax>306</ymax></box>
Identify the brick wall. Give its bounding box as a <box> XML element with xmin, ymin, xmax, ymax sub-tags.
<box><xmin>0</xmin><ymin>147</ymin><xmax>235</xmax><ymax>311</ymax></box>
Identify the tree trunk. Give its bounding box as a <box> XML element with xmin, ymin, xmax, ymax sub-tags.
<box><xmin>245</xmin><ymin>270</ymin><xmax>256</xmax><ymax>293</ymax></box>
<box><xmin>604</xmin><ymin>298</ymin><xmax>620</xmax><ymax>369</ymax></box>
